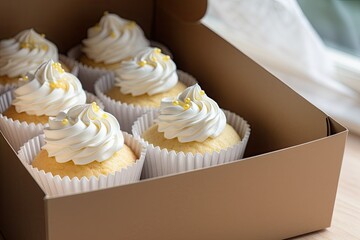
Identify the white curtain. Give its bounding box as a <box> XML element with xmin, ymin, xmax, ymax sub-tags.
<box><xmin>203</xmin><ymin>0</ymin><xmax>360</xmax><ymax>134</ymax></box>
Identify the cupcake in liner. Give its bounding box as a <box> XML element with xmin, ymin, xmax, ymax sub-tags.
<box><xmin>0</xmin><ymin>28</ymin><xmax>76</xmax><ymax>94</ymax></box>
<box><xmin>95</xmin><ymin>67</ymin><xmax>197</xmax><ymax>133</ymax></box>
<box><xmin>0</xmin><ymin>60</ymin><xmax>103</xmax><ymax>151</ymax></box>
<box><xmin>132</xmin><ymin>84</ymin><xmax>251</xmax><ymax>179</ymax></box>
<box><xmin>67</xmin><ymin>12</ymin><xmax>172</xmax><ymax>93</ymax></box>
<box><xmin>17</xmin><ymin>106</ymin><xmax>146</xmax><ymax>197</ymax></box>
<box><xmin>0</xmin><ymin>55</ymin><xmax>78</xmax><ymax>95</ymax></box>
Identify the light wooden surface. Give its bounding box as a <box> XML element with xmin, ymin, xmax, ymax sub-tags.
<box><xmin>292</xmin><ymin>133</ymin><xmax>360</xmax><ymax>239</ymax></box>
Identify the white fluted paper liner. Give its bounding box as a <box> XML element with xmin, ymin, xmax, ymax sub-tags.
<box><xmin>94</xmin><ymin>70</ymin><xmax>198</xmax><ymax>133</ymax></box>
<box><xmin>17</xmin><ymin>132</ymin><xmax>146</xmax><ymax>197</ymax></box>
<box><xmin>67</xmin><ymin>42</ymin><xmax>172</xmax><ymax>94</ymax></box>
<box><xmin>85</xmin><ymin>91</ymin><xmax>104</xmax><ymax>109</ymax></box>
<box><xmin>0</xmin><ymin>90</ymin><xmax>103</xmax><ymax>151</ymax></box>
<box><xmin>59</xmin><ymin>54</ymin><xmax>79</xmax><ymax>76</ymax></box>
<box><xmin>132</xmin><ymin>110</ymin><xmax>251</xmax><ymax>179</ymax></box>
<box><xmin>0</xmin><ymin>83</ymin><xmax>18</xmax><ymax>95</ymax></box>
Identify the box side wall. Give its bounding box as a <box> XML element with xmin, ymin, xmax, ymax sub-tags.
<box><xmin>0</xmin><ymin>0</ymin><xmax>154</xmax><ymax>52</ymax></box>
<box><xmin>0</xmin><ymin>133</ymin><xmax>46</xmax><ymax>240</ymax></box>
<box><xmin>152</xmin><ymin>3</ymin><xmax>331</xmax><ymax>157</ymax></box>
<box><xmin>45</xmin><ymin>132</ymin><xmax>347</xmax><ymax>240</ymax></box>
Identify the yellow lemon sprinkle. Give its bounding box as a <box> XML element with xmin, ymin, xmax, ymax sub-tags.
<box><xmin>102</xmin><ymin>113</ymin><xmax>108</xmax><ymax>119</ymax></box>
<box><xmin>173</xmin><ymin>100</ymin><xmax>179</xmax><ymax>106</ymax></box>
<box><xmin>154</xmin><ymin>48</ymin><xmax>161</xmax><ymax>54</ymax></box>
<box><xmin>92</xmin><ymin>102</ymin><xmax>100</xmax><ymax>112</ymax></box>
<box><xmin>40</xmin><ymin>33</ymin><xmax>45</xmax><ymax>38</ymax></box>
<box><xmin>20</xmin><ymin>42</ymin><xmax>30</xmax><ymax>49</ymax></box>
<box><xmin>110</xmin><ymin>31</ymin><xmax>116</xmax><ymax>38</ymax></box>
<box><xmin>200</xmin><ymin>90</ymin><xmax>205</xmax><ymax>96</ymax></box>
<box><xmin>137</xmin><ymin>60</ymin><xmax>147</xmax><ymax>67</ymax></box>
<box><xmin>183</xmin><ymin>104</ymin><xmax>190</xmax><ymax>110</ymax></box>
<box><xmin>162</xmin><ymin>55</ymin><xmax>170</xmax><ymax>61</ymax></box>
<box><xmin>150</xmin><ymin>56</ymin><xmax>157</xmax><ymax>62</ymax></box>
<box><xmin>103</xmin><ymin>11</ymin><xmax>109</xmax><ymax>15</ymax></box>
<box><xmin>126</xmin><ymin>21</ymin><xmax>136</xmax><ymax>28</ymax></box>
<box><xmin>185</xmin><ymin>98</ymin><xmax>191</xmax><ymax>104</ymax></box>
<box><xmin>62</xmin><ymin>119</ymin><xmax>69</xmax><ymax>125</ymax></box>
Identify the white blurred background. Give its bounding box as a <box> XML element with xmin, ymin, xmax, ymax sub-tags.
<box><xmin>203</xmin><ymin>0</ymin><xmax>360</xmax><ymax>134</ymax></box>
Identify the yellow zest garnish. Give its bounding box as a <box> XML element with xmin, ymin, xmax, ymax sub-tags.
<box><xmin>52</xmin><ymin>62</ymin><xmax>65</xmax><ymax>74</ymax></box>
<box><xmin>154</xmin><ymin>48</ymin><xmax>161</xmax><ymax>54</ymax></box>
<box><xmin>173</xmin><ymin>100</ymin><xmax>179</xmax><ymax>106</ymax></box>
<box><xmin>200</xmin><ymin>90</ymin><xmax>205</xmax><ymax>96</ymax></box>
<box><xmin>137</xmin><ymin>60</ymin><xmax>147</xmax><ymax>67</ymax></box>
<box><xmin>150</xmin><ymin>56</ymin><xmax>157</xmax><ymax>62</ymax></box>
<box><xmin>103</xmin><ymin>11</ymin><xmax>109</xmax><ymax>15</ymax></box>
<box><xmin>185</xmin><ymin>98</ymin><xmax>191</xmax><ymax>104</ymax></box>
<box><xmin>62</xmin><ymin>119</ymin><xmax>69</xmax><ymax>125</ymax></box>
<box><xmin>40</xmin><ymin>33</ymin><xmax>45</xmax><ymax>38</ymax></box>
<box><xmin>92</xmin><ymin>102</ymin><xmax>100</xmax><ymax>113</ymax></box>
<box><xmin>183</xmin><ymin>104</ymin><xmax>190</xmax><ymax>110</ymax></box>
<box><xmin>102</xmin><ymin>113</ymin><xmax>108</xmax><ymax>119</ymax></box>
<box><xmin>110</xmin><ymin>31</ymin><xmax>116</xmax><ymax>38</ymax></box>
<box><xmin>162</xmin><ymin>55</ymin><xmax>170</xmax><ymax>61</ymax></box>
<box><xmin>50</xmin><ymin>78</ymin><xmax>68</xmax><ymax>90</ymax></box>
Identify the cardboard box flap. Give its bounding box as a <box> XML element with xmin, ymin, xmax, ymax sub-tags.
<box><xmin>154</xmin><ymin>6</ymin><xmax>329</xmax><ymax>157</ymax></box>
<box><xmin>44</xmin><ymin>129</ymin><xmax>346</xmax><ymax>240</ymax></box>
<box><xmin>157</xmin><ymin>0</ymin><xmax>207</xmax><ymax>22</ymax></box>
<box><xmin>0</xmin><ymin>0</ymin><xmax>155</xmax><ymax>52</ymax></box>
<box><xmin>0</xmin><ymin>132</ymin><xmax>46</xmax><ymax>240</ymax></box>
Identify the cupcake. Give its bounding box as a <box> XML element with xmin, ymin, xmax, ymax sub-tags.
<box><xmin>132</xmin><ymin>84</ymin><xmax>251</xmax><ymax>178</ymax></box>
<box><xmin>67</xmin><ymin>12</ymin><xmax>171</xmax><ymax>92</ymax></box>
<box><xmin>95</xmin><ymin>47</ymin><xmax>197</xmax><ymax>132</ymax></box>
<box><xmin>18</xmin><ymin>103</ymin><xmax>146</xmax><ymax>196</ymax></box>
<box><xmin>81</xmin><ymin>12</ymin><xmax>150</xmax><ymax>70</ymax></box>
<box><xmin>0</xmin><ymin>59</ymin><xmax>101</xmax><ymax>150</ymax></box>
<box><xmin>0</xmin><ymin>28</ymin><xmax>76</xmax><ymax>93</ymax></box>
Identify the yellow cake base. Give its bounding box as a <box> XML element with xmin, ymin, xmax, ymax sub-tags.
<box><xmin>32</xmin><ymin>145</ymin><xmax>137</xmax><ymax>179</ymax></box>
<box><xmin>80</xmin><ymin>54</ymin><xmax>123</xmax><ymax>71</ymax></box>
<box><xmin>0</xmin><ymin>75</ymin><xmax>19</xmax><ymax>85</ymax></box>
<box><xmin>2</xmin><ymin>105</ymin><xmax>49</xmax><ymax>125</ymax></box>
<box><xmin>106</xmin><ymin>82</ymin><xmax>187</xmax><ymax>108</ymax></box>
<box><xmin>142</xmin><ymin>124</ymin><xmax>241</xmax><ymax>154</ymax></box>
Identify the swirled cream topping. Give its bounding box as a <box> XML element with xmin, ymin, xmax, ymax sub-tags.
<box><xmin>0</xmin><ymin>28</ymin><xmax>59</xmax><ymax>78</ymax></box>
<box><xmin>82</xmin><ymin>12</ymin><xmax>149</xmax><ymax>64</ymax></box>
<box><xmin>43</xmin><ymin>103</ymin><xmax>124</xmax><ymax>165</ymax></box>
<box><xmin>156</xmin><ymin>84</ymin><xmax>226</xmax><ymax>143</ymax></box>
<box><xmin>12</xmin><ymin>60</ymin><xmax>86</xmax><ymax>116</ymax></box>
<box><xmin>115</xmin><ymin>47</ymin><xmax>177</xmax><ymax>96</ymax></box>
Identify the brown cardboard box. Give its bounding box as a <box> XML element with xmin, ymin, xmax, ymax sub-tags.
<box><xmin>0</xmin><ymin>0</ymin><xmax>347</xmax><ymax>239</ymax></box>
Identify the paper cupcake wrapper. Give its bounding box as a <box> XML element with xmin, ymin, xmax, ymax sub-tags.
<box><xmin>0</xmin><ymin>90</ymin><xmax>103</xmax><ymax>151</ymax></box>
<box><xmin>67</xmin><ymin>42</ymin><xmax>172</xmax><ymax>94</ymax></box>
<box><xmin>0</xmin><ymin>83</ymin><xmax>18</xmax><ymax>95</ymax></box>
<box><xmin>132</xmin><ymin>110</ymin><xmax>251</xmax><ymax>179</ymax></box>
<box><xmin>17</xmin><ymin>132</ymin><xmax>146</xmax><ymax>197</ymax></box>
<box><xmin>94</xmin><ymin>70</ymin><xmax>198</xmax><ymax>133</ymax></box>
<box><xmin>59</xmin><ymin>54</ymin><xmax>79</xmax><ymax>76</ymax></box>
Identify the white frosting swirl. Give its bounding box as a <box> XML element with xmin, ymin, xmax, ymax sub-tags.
<box><xmin>43</xmin><ymin>103</ymin><xmax>124</xmax><ymax>165</ymax></box>
<box><xmin>12</xmin><ymin>60</ymin><xmax>86</xmax><ymax>116</ymax></box>
<box><xmin>115</xmin><ymin>47</ymin><xmax>178</xmax><ymax>96</ymax></box>
<box><xmin>0</xmin><ymin>29</ymin><xmax>59</xmax><ymax>78</ymax></box>
<box><xmin>156</xmin><ymin>84</ymin><xmax>226</xmax><ymax>143</ymax></box>
<box><xmin>82</xmin><ymin>13</ymin><xmax>149</xmax><ymax>64</ymax></box>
